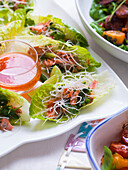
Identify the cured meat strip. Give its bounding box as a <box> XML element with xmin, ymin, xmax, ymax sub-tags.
<box><xmin>105</xmin><ymin>15</ymin><xmax>125</xmax><ymax>31</ymax></box>
<box><xmin>99</xmin><ymin>0</ymin><xmax>113</xmax><ymax>5</ymax></box>
<box><xmin>116</xmin><ymin>5</ymin><xmax>128</xmax><ymax>18</ymax></box>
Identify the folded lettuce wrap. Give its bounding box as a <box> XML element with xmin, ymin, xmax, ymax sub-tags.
<box><xmin>17</xmin><ymin>35</ymin><xmax>101</xmax><ymax>74</ymax></box>
<box><xmin>29</xmin><ymin>70</ymin><xmax>115</xmax><ymax>123</ymax></box>
<box><xmin>0</xmin><ymin>88</ymin><xmax>30</xmax><ymax>130</ymax></box>
<box><xmin>22</xmin><ymin>14</ymin><xmax>89</xmax><ymax>47</ymax></box>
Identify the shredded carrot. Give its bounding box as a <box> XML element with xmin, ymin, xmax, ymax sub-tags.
<box><xmin>43</xmin><ymin>59</ymin><xmax>54</xmax><ymax>67</ymax></box>
<box><xmin>70</xmin><ymin>90</ymin><xmax>80</xmax><ymax>106</ymax></box>
<box><xmin>43</xmin><ymin>27</ymin><xmax>47</xmax><ymax>31</ymax></box>
<box><xmin>29</xmin><ymin>20</ymin><xmax>51</xmax><ymax>34</ymax></box>
<box><xmin>89</xmin><ymin>80</ymin><xmax>98</xmax><ymax>89</ymax></box>
<box><xmin>57</xmin><ymin>51</ymin><xmax>65</xmax><ymax>55</ymax></box>
<box><xmin>55</xmin><ymin>59</ymin><xmax>63</xmax><ymax>64</ymax></box>
<box><xmin>46</xmin><ymin>98</ymin><xmax>56</xmax><ymax>107</ymax></box>
<box><xmin>46</xmin><ymin>107</ymin><xmax>54</xmax><ymax>118</ymax></box>
<box><xmin>63</xmin><ymin>88</ymin><xmax>68</xmax><ymax>95</ymax></box>
<box><xmin>66</xmin><ymin>90</ymin><xmax>74</xmax><ymax>98</ymax></box>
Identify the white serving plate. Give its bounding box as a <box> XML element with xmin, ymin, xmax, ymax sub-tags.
<box><xmin>75</xmin><ymin>0</ymin><xmax>128</xmax><ymax>63</ymax></box>
<box><xmin>86</xmin><ymin>106</ymin><xmax>128</xmax><ymax>169</ymax></box>
<box><xmin>0</xmin><ymin>0</ymin><xmax>128</xmax><ymax>158</ymax></box>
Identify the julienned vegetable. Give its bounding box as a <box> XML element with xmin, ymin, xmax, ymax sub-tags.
<box><xmin>0</xmin><ymin>88</ymin><xmax>30</xmax><ymax>131</ymax></box>
<box><xmin>101</xmin><ymin>124</ymin><xmax>128</xmax><ymax>169</ymax></box>
<box><xmin>22</xmin><ymin>15</ymin><xmax>89</xmax><ymax>47</ymax></box>
<box><xmin>29</xmin><ymin>70</ymin><xmax>115</xmax><ymax>123</ymax></box>
<box><xmin>17</xmin><ymin>35</ymin><xmax>101</xmax><ymax>76</ymax></box>
<box><xmin>90</xmin><ymin>0</ymin><xmax>128</xmax><ymax>51</ymax></box>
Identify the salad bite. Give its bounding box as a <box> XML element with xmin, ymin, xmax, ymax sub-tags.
<box><xmin>29</xmin><ymin>70</ymin><xmax>115</xmax><ymax>123</ymax></box>
<box><xmin>23</xmin><ymin>15</ymin><xmax>89</xmax><ymax>47</ymax></box>
<box><xmin>17</xmin><ymin>35</ymin><xmax>101</xmax><ymax>78</ymax></box>
<box><xmin>0</xmin><ymin>88</ymin><xmax>30</xmax><ymax>131</ymax></box>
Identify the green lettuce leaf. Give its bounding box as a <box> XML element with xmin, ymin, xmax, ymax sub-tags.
<box><xmin>0</xmin><ymin>88</ymin><xmax>30</xmax><ymax>124</ymax></box>
<box><xmin>16</xmin><ymin>35</ymin><xmax>101</xmax><ymax>72</ymax></box>
<box><xmin>0</xmin><ymin>8</ymin><xmax>26</xmax><ymax>25</ymax></box>
<box><xmin>28</xmin><ymin>66</ymin><xmax>62</xmax><ymax>98</ymax></box>
<box><xmin>0</xmin><ymin>8</ymin><xmax>9</xmax><ymax>18</ymax></box>
<box><xmin>22</xmin><ymin>14</ymin><xmax>89</xmax><ymax>47</ymax></box>
<box><xmin>29</xmin><ymin>84</ymin><xmax>55</xmax><ymax>120</ymax></box>
<box><xmin>9</xmin><ymin>8</ymin><xmax>26</xmax><ymax>22</ymax></box>
<box><xmin>0</xmin><ymin>20</ymin><xmax>24</xmax><ymax>41</ymax></box>
<box><xmin>79</xmin><ymin>70</ymin><xmax>116</xmax><ymax>110</ymax></box>
<box><xmin>29</xmin><ymin>83</ymin><xmax>78</xmax><ymax>122</ymax></box>
<box><xmin>0</xmin><ymin>9</ymin><xmax>26</xmax><ymax>41</ymax></box>
<box><xmin>29</xmin><ymin>70</ymin><xmax>115</xmax><ymax>122</ymax></box>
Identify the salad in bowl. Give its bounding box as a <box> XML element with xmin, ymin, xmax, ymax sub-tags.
<box><xmin>75</xmin><ymin>0</ymin><xmax>128</xmax><ymax>62</ymax></box>
<box><xmin>90</xmin><ymin>0</ymin><xmax>128</xmax><ymax>52</ymax></box>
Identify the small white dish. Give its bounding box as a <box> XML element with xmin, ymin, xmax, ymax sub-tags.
<box><xmin>75</xmin><ymin>0</ymin><xmax>128</xmax><ymax>63</ymax></box>
<box><xmin>86</xmin><ymin>106</ymin><xmax>128</xmax><ymax>169</ymax></box>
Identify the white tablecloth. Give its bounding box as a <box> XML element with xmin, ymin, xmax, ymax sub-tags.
<box><xmin>0</xmin><ymin>0</ymin><xmax>127</xmax><ymax>170</ymax></box>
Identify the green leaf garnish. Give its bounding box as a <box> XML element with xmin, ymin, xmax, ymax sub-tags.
<box><xmin>101</xmin><ymin>146</ymin><xmax>116</xmax><ymax>170</ymax></box>
<box><xmin>90</xmin><ymin>22</ymin><xmax>105</xmax><ymax>36</ymax></box>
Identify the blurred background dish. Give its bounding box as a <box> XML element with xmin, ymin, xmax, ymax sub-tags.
<box><xmin>86</xmin><ymin>106</ymin><xmax>128</xmax><ymax>169</ymax></box>
<box><xmin>75</xmin><ymin>0</ymin><xmax>128</xmax><ymax>63</ymax></box>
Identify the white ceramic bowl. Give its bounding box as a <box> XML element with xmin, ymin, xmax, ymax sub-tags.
<box><xmin>75</xmin><ymin>0</ymin><xmax>128</xmax><ymax>63</ymax></box>
<box><xmin>86</xmin><ymin>106</ymin><xmax>128</xmax><ymax>169</ymax></box>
